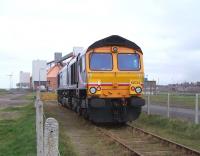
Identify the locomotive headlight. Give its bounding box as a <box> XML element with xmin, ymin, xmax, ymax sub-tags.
<box><xmin>112</xmin><ymin>46</ymin><xmax>118</xmax><ymax>52</ymax></box>
<box><xmin>89</xmin><ymin>87</ymin><xmax>97</xmax><ymax>94</ymax></box>
<box><xmin>135</xmin><ymin>87</ymin><xmax>142</xmax><ymax>93</ymax></box>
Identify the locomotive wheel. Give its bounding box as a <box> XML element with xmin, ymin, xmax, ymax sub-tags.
<box><xmin>76</xmin><ymin>106</ymin><xmax>82</xmax><ymax>116</ymax></box>
<box><xmin>82</xmin><ymin>108</ymin><xmax>89</xmax><ymax>119</ymax></box>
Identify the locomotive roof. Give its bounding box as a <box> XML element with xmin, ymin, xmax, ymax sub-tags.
<box><xmin>87</xmin><ymin>35</ymin><xmax>142</xmax><ymax>53</ymax></box>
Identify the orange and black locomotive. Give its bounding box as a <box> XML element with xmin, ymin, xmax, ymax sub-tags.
<box><xmin>57</xmin><ymin>35</ymin><xmax>145</xmax><ymax>123</ymax></box>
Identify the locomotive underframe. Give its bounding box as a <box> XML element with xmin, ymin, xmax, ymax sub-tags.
<box><xmin>57</xmin><ymin>88</ymin><xmax>145</xmax><ymax>123</ymax></box>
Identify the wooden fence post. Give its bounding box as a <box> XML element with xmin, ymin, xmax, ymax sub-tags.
<box><xmin>44</xmin><ymin>118</ymin><xmax>59</xmax><ymax>156</ymax></box>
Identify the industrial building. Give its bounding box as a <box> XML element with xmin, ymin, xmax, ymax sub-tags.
<box><xmin>16</xmin><ymin>71</ymin><xmax>31</xmax><ymax>88</ymax></box>
<box><xmin>32</xmin><ymin>60</ymin><xmax>47</xmax><ymax>90</ymax></box>
<box><xmin>46</xmin><ymin>52</ymin><xmax>63</xmax><ymax>91</ymax></box>
<box><xmin>47</xmin><ymin>64</ymin><xmax>62</xmax><ymax>91</ymax></box>
<box><xmin>144</xmin><ymin>80</ymin><xmax>157</xmax><ymax>95</ymax></box>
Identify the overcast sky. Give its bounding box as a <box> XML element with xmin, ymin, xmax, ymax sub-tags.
<box><xmin>0</xmin><ymin>0</ymin><xmax>200</xmax><ymax>88</ymax></box>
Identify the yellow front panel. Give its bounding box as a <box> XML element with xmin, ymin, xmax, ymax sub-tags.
<box><xmin>86</xmin><ymin>46</ymin><xmax>144</xmax><ymax>98</ymax></box>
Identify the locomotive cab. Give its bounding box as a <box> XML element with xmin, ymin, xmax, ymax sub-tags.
<box><xmin>87</xmin><ymin>47</ymin><xmax>144</xmax><ymax>98</ymax></box>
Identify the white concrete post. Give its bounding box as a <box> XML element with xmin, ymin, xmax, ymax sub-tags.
<box><xmin>147</xmin><ymin>95</ymin><xmax>150</xmax><ymax>115</ymax></box>
<box><xmin>44</xmin><ymin>118</ymin><xmax>59</xmax><ymax>156</ymax></box>
<box><xmin>36</xmin><ymin>90</ymin><xmax>40</xmax><ymax>100</ymax></box>
<box><xmin>36</xmin><ymin>100</ymin><xmax>44</xmax><ymax>156</ymax></box>
<box><xmin>167</xmin><ymin>93</ymin><xmax>170</xmax><ymax>118</ymax></box>
<box><xmin>35</xmin><ymin>100</ymin><xmax>38</xmax><ymax>134</ymax></box>
<box><xmin>195</xmin><ymin>94</ymin><xmax>199</xmax><ymax>124</ymax></box>
<box><xmin>35</xmin><ymin>91</ymin><xmax>40</xmax><ymax>108</ymax></box>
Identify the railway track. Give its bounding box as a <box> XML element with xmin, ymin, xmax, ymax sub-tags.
<box><xmin>46</xmin><ymin>101</ymin><xmax>200</xmax><ymax>155</ymax></box>
<box><xmin>96</xmin><ymin>123</ymin><xmax>200</xmax><ymax>156</ymax></box>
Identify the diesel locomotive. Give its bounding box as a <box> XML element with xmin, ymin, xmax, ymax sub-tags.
<box><xmin>57</xmin><ymin>35</ymin><xmax>145</xmax><ymax>123</ymax></box>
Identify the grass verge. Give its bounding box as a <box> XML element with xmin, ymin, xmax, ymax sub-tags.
<box><xmin>0</xmin><ymin>95</ymin><xmax>36</xmax><ymax>156</ymax></box>
<box><xmin>134</xmin><ymin>113</ymin><xmax>200</xmax><ymax>151</ymax></box>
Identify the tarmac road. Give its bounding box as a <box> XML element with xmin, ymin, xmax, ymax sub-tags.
<box><xmin>142</xmin><ymin>104</ymin><xmax>200</xmax><ymax>123</ymax></box>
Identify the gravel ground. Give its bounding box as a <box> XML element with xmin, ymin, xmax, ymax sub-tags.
<box><xmin>0</xmin><ymin>93</ymin><xmax>28</xmax><ymax>109</ymax></box>
<box><xmin>0</xmin><ymin>92</ymin><xmax>30</xmax><ymax>120</ymax></box>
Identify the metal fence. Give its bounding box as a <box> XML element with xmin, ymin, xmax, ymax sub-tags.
<box><xmin>35</xmin><ymin>91</ymin><xmax>60</xmax><ymax>156</ymax></box>
<box><xmin>143</xmin><ymin>93</ymin><xmax>199</xmax><ymax>124</ymax></box>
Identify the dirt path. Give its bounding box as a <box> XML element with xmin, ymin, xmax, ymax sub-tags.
<box><xmin>44</xmin><ymin>101</ymin><xmax>128</xmax><ymax>156</ymax></box>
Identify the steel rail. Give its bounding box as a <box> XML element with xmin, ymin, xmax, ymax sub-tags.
<box><xmin>96</xmin><ymin>127</ymin><xmax>143</xmax><ymax>156</ymax></box>
<box><xmin>126</xmin><ymin>123</ymin><xmax>200</xmax><ymax>156</ymax></box>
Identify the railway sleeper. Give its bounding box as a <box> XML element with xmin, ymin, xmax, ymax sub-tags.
<box><xmin>140</xmin><ymin>150</ymin><xmax>175</xmax><ymax>156</ymax></box>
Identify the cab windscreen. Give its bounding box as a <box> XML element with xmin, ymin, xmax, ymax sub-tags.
<box><xmin>90</xmin><ymin>53</ymin><xmax>113</xmax><ymax>71</ymax></box>
<box><xmin>118</xmin><ymin>53</ymin><xmax>140</xmax><ymax>70</ymax></box>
